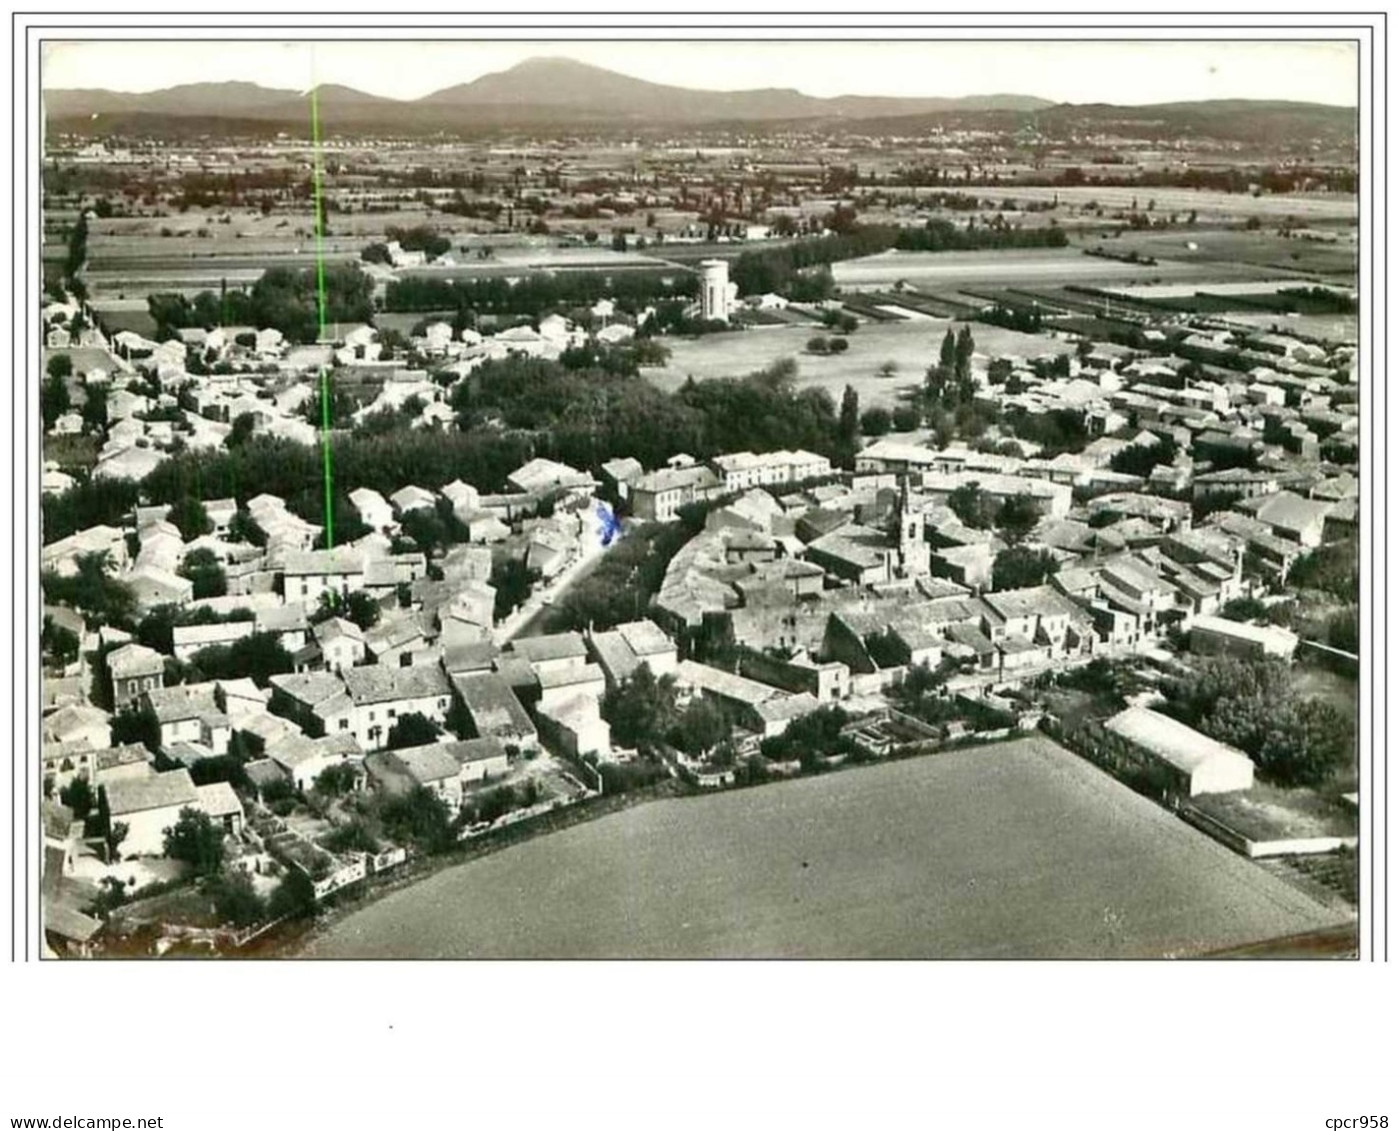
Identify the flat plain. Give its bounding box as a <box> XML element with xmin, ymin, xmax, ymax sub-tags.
<box><xmin>304</xmin><ymin>737</ymin><xmax>1348</xmax><ymax>959</ymax></box>
<box><xmin>829</xmin><ymin>246</ymin><xmax>1287</xmax><ymax>292</ymax></box>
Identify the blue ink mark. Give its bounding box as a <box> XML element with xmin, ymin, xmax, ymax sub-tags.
<box><xmin>595</xmin><ymin>501</ymin><xmax>622</xmax><ymax>547</ymax></box>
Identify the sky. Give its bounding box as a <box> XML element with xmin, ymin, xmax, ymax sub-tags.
<box><xmin>41</xmin><ymin>40</ymin><xmax>1359</xmax><ymax>107</ymax></box>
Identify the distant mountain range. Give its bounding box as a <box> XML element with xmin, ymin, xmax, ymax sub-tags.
<box><xmin>42</xmin><ymin>55</ymin><xmax>1356</xmax><ymax>144</ymax></box>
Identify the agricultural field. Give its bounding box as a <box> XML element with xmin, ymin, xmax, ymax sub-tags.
<box><xmin>1104</xmin><ymin>227</ymin><xmax>1358</xmax><ymax>279</ymax></box>
<box><xmin>830</xmin><ymin>245</ymin><xmax>1284</xmax><ymax>293</ymax></box>
<box><xmin>304</xmin><ymin>737</ymin><xmax>1348</xmax><ymax>959</ymax></box>
<box><xmin>644</xmin><ymin>318</ymin><xmax>1072</xmax><ymax>411</ymax></box>
<box><xmin>965</xmin><ymin>184</ymin><xmax>1359</xmax><ymax>223</ymax></box>
<box><xmin>1226</xmin><ymin>313</ymin><xmax>1358</xmax><ymax>343</ymax></box>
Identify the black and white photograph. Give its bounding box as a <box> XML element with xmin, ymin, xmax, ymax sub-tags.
<box><xmin>28</xmin><ymin>33</ymin><xmax>1372</xmax><ymax>960</ymax></box>
<box><xmin>3</xmin><ymin>7</ymin><xmax>1394</xmax><ymax>1129</ymax></box>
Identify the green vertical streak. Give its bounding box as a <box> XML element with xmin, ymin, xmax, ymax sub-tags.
<box><xmin>310</xmin><ymin>81</ymin><xmax>335</xmax><ymax>549</ymax></box>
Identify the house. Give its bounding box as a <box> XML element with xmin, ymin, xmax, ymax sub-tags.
<box><xmin>674</xmin><ymin>659</ymin><xmax>817</xmax><ymax>738</ymax></box>
<box><xmin>536</xmin><ymin>694</ymin><xmax>613</xmax><ymax>760</ymax></box>
<box><xmin>172</xmin><ymin>619</ymin><xmax>256</xmax><ymax>661</ymax></box>
<box><xmin>102</xmin><ymin>768</ymin><xmax>204</xmax><ymax>857</ymax></box>
<box><xmin>806</xmin><ymin>526</ymin><xmax>894</xmax><ymax>587</ymax></box>
<box><xmin>854</xmin><ymin>439</ymin><xmax>941</xmax><ymax>476</ymax></box>
<box><xmin>106</xmin><ymin>643</ymin><xmax>165</xmax><ymax>707</ymax></box>
<box><xmin>195</xmin><ymin>781</ymin><xmax>245</xmax><ymax>837</ymax></box>
<box><xmin>450</xmin><ymin>671</ymin><xmax>538</xmax><ymax>752</ymax></box>
<box><xmin>364</xmin><ymin>613</ymin><xmax>435</xmax><ymax>669</ymax></box>
<box><xmin>630</xmin><ymin>464</ymin><xmax>724</xmax><ymax>522</ymax></box>
<box><xmin>382</xmin><ymin>742</ymin><xmax>471</xmax><ymax>806</ymax></box>
<box><xmin>281</xmin><ymin>548</ymin><xmax>367</xmax><ymax>607</ymax></box>
<box><xmin>1236</xmin><ymin>491</ymin><xmax>1331</xmax><ymax>549</ymax></box>
<box><xmin>348</xmin><ymin>487</ymin><xmax>396</xmax><ymax>532</ymax></box>
<box><xmin>335</xmin><ymin>665</ymin><xmax>453</xmax><ymax>751</ymax></box>
<box><xmin>312</xmin><ymin>617</ymin><xmax>367</xmax><ymax>673</ymax></box>
<box><xmin>600</xmin><ymin>457</ymin><xmax>644</xmax><ymax>500</ymax></box>
<box><xmin>709</xmin><ymin>449</ymin><xmax>832</xmax><ymax>492</ymax></box>
<box><xmin>266</xmin><ymin>732</ymin><xmax>362</xmax><ymax>793</ymax></box>
<box><xmin>1103</xmin><ymin>707</ymin><xmax>1255</xmax><ymax>797</ymax></box>
<box><xmin>536</xmin><ymin>663</ymin><xmax>607</xmax><ymax>712</ymax></box>
<box><xmin>440</xmin><ymin>480</ymin><xmax>482</xmax><ymax>523</ymax></box>
<box><xmin>507</xmin><ymin>632</ymin><xmax>590</xmax><ymax>678</ymax></box>
<box><xmin>215</xmin><ymin>678</ymin><xmax>271</xmax><ymax>721</ymax></box>
<box><xmin>980</xmin><ymin>585</ymin><xmax>1094</xmax><ymax>667</ymax></box>
<box><xmin>90</xmin><ymin>743</ymin><xmax>156</xmax><ymax>793</ymax></box>
<box><xmin>450</xmin><ymin>736</ymin><xmax>510</xmax><ymax>782</ymax></box>
<box><xmin>144</xmin><ymin>686</ymin><xmax>231</xmax><ymax>756</ymax></box>
<box><xmin>42</xmin><ymin>524</ymin><xmax>128</xmax><ymax>576</ymax></box>
<box><xmin>586</xmin><ymin>619</ymin><xmax>679</xmax><ymax>686</ymax></box>
<box><xmin>506</xmin><ymin>458</ymin><xmax>596</xmax><ymax>502</ymax></box>
<box><xmin>122</xmin><ymin>565</ymin><xmax>192</xmax><ymax>611</ymax></box>
<box><xmin>1190</xmin><ymin>615</ymin><xmax>1299</xmax><ymax>661</ymax></box>
<box><xmin>390</xmin><ymin>485</ymin><xmax>438</xmax><ymax>516</ymax></box>
<box><xmin>41</xmin><ymin>704</ymin><xmax>111</xmax><ymax>754</ymax></box>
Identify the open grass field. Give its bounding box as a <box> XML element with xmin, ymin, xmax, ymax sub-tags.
<box><xmin>304</xmin><ymin>737</ymin><xmax>1347</xmax><ymax>959</ymax></box>
<box><xmin>830</xmin><ymin>245</ymin><xmax>1285</xmax><ymax>292</ymax></box>
<box><xmin>645</xmin><ymin>318</ymin><xmax>1071</xmax><ymax>411</ymax></box>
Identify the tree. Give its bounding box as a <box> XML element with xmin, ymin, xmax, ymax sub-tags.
<box><xmin>189</xmin><ymin>632</ymin><xmax>293</xmax><ymax>687</ymax></box>
<box><xmin>490</xmin><ymin>557</ymin><xmax>535</xmax><ymax>621</ymax></box>
<box><xmin>386</xmin><ymin>712</ymin><xmax>441</xmax><ymax>750</ymax></box>
<box><xmin>208</xmin><ymin>870</ymin><xmax>265</xmax><ymax>927</ymax></box>
<box><xmin>601</xmin><ymin>665</ymin><xmax>678</xmax><ymax>750</ymax></box>
<box><xmin>59</xmin><ymin>776</ymin><xmax>95</xmax><ymax>822</ymax></box>
<box><xmin>226</xmin><ymin>411</ymin><xmax>257</xmax><ymax>450</ymax></box>
<box><xmin>993</xmin><ymin>494</ymin><xmax>1041</xmax><ymax>547</ymax></box>
<box><xmin>992</xmin><ymin>546</ymin><xmax>1060</xmax><ymax>591</ymax></box>
<box><xmin>1163</xmin><ymin>656</ymin><xmax>1354</xmax><ymax>786</ymax></box>
<box><xmin>105</xmin><ymin>821</ymin><xmax>128</xmax><ymax>864</ymax></box>
<box><xmin>947</xmin><ymin>481</ymin><xmax>995</xmax><ymax>529</ymax></box>
<box><xmin>268</xmin><ymin>867</ymin><xmax>318</xmax><ymax>920</ymax></box>
<box><xmin>48</xmin><ymin>353</ymin><xmax>74</xmax><ymax>380</ymax></box>
<box><xmin>78</xmin><ymin>384</ymin><xmax>107</xmax><ymax>433</ymax></box>
<box><xmin>41</xmin><ymin>551</ymin><xmax>137</xmax><ymax>629</ymax></box>
<box><xmin>1250</xmin><ymin>699</ymin><xmax>1353</xmax><ymax>786</ymax></box>
<box><xmin>891</xmin><ymin>405</ymin><xmax>921</xmax><ymax>432</ymax></box>
<box><xmin>838</xmin><ymin>385</ymin><xmax>860</xmax><ymax>444</ymax></box>
<box><xmin>163</xmin><ymin>807</ymin><xmax>226</xmax><ymax>875</ymax></box>
<box><xmin>41</xmin><ymin>614</ymin><xmax>79</xmax><ymax>668</ymax></box>
<box><xmin>954</xmin><ymin>325</ymin><xmax>975</xmax><ymax>383</ymax></box>
<box><xmin>315</xmin><ymin>588</ymin><xmax>381</xmax><ymax>632</ymax></box>
<box><xmin>179</xmin><ymin>547</ymin><xmax>227</xmax><ymax>600</ymax></box>
<box><xmin>987</xmin><ymin>357</ymin><xmax>1014</xmax><ymax>386</ymax></box>
<box><xmin>42</xmin><ymin>370</ymin><xmax>71</xmax><ymax>431</ymax></box>
<box><xmin>380</xmin><ymin>786</ymin><xmax>454</xmax><ymax>854</ymax></box>
<box><xmin>938</xmin><ymin>328</ymin><xmax>957</xmax><ymax>374</ymax></box>
<box><xmin>110</xmin><ymin>703</ymin><xmax>161</xmax><ymax>752</ymax></box>
<box><xmin>671</xmin><ymin>697</ymin><xmax>729</xmax><ymax>758</ymax></box>
<box><xmin>167</xmin><ymin>496</ymin><xmax>213</xmax><ymax>540</ymax></box>
<box><xmin>314</xmin><ymin>762</ymin><xmax>359</xmax><ymax>797</ymax></box>
<box><xmin>1219</xmin><ymin>596</ymin><xmax>1269</xmax><ymax>623</ymax></box>
<box><xmin>859</xmin><ymin>407</ymin><xmax>892</xmax><ymax>437</ymax></box>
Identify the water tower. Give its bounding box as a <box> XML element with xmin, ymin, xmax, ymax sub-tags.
<box><xmin>699</xmin><ymin>259</ymin><xmax>731</xmax><ymax>323</ymax></box>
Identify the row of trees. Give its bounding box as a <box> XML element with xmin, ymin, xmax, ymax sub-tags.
<box><xmin>894</xmin><ymin>218</ymin><xmax>1069</xmax><ymax>253</ymax></box>
<box><xmin>1163</xmin><ymin>657</ymin><xmax>1353</xmax><ymax>787</ymax></box>
<box><xmin>147</xmin><ymin>264</ymin><xmax>375</xmax><ymax>343</ymax></box>
<box><xmin>384</xmin><ymin>269</ymin><xmax>698</xmax><ymax>317</ymax></box>
<box><xmin>38</xmin><ymin>350</ymin><xmax>857</xmax><ymax>551</ymax></box>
